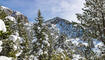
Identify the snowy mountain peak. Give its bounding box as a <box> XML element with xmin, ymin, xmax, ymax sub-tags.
<box><xmin>0</xmin><ymin>6</ymin><xmax>29</xmax><ymax>23</ymax></box>
<box><xmin>0</xmin><ymin>5</ymin><xmax>105</xmax><ymax>60</ymax></box>
<box><xmin>0</xmin><ymin>6</ymin><xmax>10</xmax><ymax>10</ymax></box>
<box><xmin>53</xmin><ymin>17</ymin><xmax>64</xmax><ymax>20</ymax></box>
<box><xmin>45</xmin><ymin>17</ymin><xmax>83</xmax><ymax>38</ymax></box>
<box><xmin>46</xmin><ymin>17</ymin><xmax>70</xmax><ymax>24</ymax></box>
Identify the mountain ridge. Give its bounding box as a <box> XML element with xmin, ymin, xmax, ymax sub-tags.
<box><xmin>0</xmin><ymin>6</ymin><xmax>29</xmax><ymax>23</ymax></box>
<box><xmin>0</xmin><ymin>5</ymin><xmax>105</xmax><ymax>60</ymax></box>
<box><xmin>45</xmin><ymin>17</ymin><xmax>83</xmax><ymax>38</ymax></box>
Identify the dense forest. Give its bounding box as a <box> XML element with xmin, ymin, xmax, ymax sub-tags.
<box><xmin>0</xmin><ymin>0</ymin><xmax>105</xmax><ymax>60</ymax></box>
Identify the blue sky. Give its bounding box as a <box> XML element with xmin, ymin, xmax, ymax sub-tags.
<box><xmin>0</xmin><ymin>0</ymin><xmax>84</xmax><ymax>22</ymax></box>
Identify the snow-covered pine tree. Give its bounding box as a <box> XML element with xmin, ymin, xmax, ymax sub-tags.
<box><xmin>0</xmin><ymin>10</ymin><xmax>17</xmax><ymax>58</ymax></box>
<box><xmin>55</xmin><ymin>34</ymin><xmax>67</xmax><ymax>50</ymax></box>
<box><xmin>76</xmin><ymin>0</ymin><xmax>105</xmax><ymax>59</ymax></box>
<box><xmin>76</xmin><ymin>0</ymin><xmax>105</xmax><ymax>44</ymax></box>
<box><xmin>17</xmin><ymin>18</ymin><xmax>30</xmax><ymax>60</ymax></box>
<box><xmin>32</xmin><ymin>10</ymin><xmax>50</xmax><ymax>60</ymax></box>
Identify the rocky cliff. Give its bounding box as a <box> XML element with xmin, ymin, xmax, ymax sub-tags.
<box><xmin>0</xmin><ymin>6</ymin><xmax>29</xmax><ymax>23</ymax></box>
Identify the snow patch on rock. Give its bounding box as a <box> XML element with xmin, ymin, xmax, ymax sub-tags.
<box><xmin>15</xmin><ymin>11</ymin><xmax>22</xmax><ymax>15</ymax></box>
<box><xmin>1</xmin><ymin>6</ymin><xmax>9</xmax><ymax>10</ymax></box>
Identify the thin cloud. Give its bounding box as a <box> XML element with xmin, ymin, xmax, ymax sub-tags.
<box><xmin>51</xmin><ymin>0</ymin><xmax>85</xmax><ymax>22</ymax></box>
<box><xmin>0</xmin><ymin>0</ymin><xmax>85</xmax><ymax>22</ymax></box>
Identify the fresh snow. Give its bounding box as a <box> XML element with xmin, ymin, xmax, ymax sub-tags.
<box><xmin>9</xmin><ymin>32</ymin><xmax>20</xmax><ymax>42</ymax></box>
<box><xmin>29</xmin><ymin>55</ymin><xmax>38</xmax><ymax>60</ymax></box>
<box><xmin>5</xmin><ymin>16</ymin><xmax>16</xmax><ymax>22</ymax></box>
<box><xmin>68</xmin><ymin>38</ymin><xmax>104</xmax><ymax>57</ymax></box>
<box><xmin>15</xmin><ymin>11</ymin><xmax>22</xmax><ymax>15</ymax></box>
<box><xmin>57</xmin><ymin>48</ymin><xmax>64</xmax><ymax>53</ymax></box>
<box><xmin>34</xmin><ymin>56</ymin><xmax>38</xmax><ymax>60</ymax></box>
<box><xmin>68</xmin><ymin>38</ymin><xmax>88</xmax><ymax>47</ymax></box>
<box><xmin>0</xmin><ymin>41</ymin><xmax>11</xmax><ymax>60</ymax></box>
<box><xmin>16</xmin><ymin>50</ymin><xmax>22</xmax><ymax>57</ymax></box>
<box><xmin>0</xmin><ymin>41</ymin><xmax>2</xmax><ymax>46</ymax></box>
<box><xmin>0</xmin><ymin>19</ymin><xmax>6</xmax><ymax>32</ymax></box>
<box><xmin>92</xmin><ymin>39</ymin><xmax>105</xmax><ymax>56</ymax></box>
<box><xmin>38</xmin><ymin>49</ymin><xmax>43</xmax><ymax>55</ymax></box>
<box><xmin>0</xmin><ymin>5</ymin><xmax>105</xmax><ymax>60</ymax></box>
<box><xmin>93</xmin><ymin>39</ymin><xmax>104</xmax><ymax>48</ymax></box>
<box><xmin>72</xmin><ymin>54</ymin><xmax>84</xmax><ymax>60</ymax></box>
<box><xmin>43</xmin><ymin>40</ymin><xmax>50</xmax><ymax>46</ymax></box>
<box><xmin>92</xmin><ymin>48</ymin><xmax>101</xmax><ymax>56</ymax></box>
<box><xmin>9</xmin><ymin>35</ymin><xmax>18</xmax><ymax>42</ymax></box>
<box><xmin>1</xmin><ymin>6</ymin><xmax>9</xmax><ymax>10</ymax></box>
<box><xmin>0</xmin><ymin>41</ymin><xmax>2</xmax><ymax>52</ymax></box>
<box><xmin>0</xmin><ymin>56</ymin><xmax>12</xmax><ymax>60</ymax></box>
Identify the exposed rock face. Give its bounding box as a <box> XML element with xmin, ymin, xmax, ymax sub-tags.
<box><xmin>0</xmin><ymin>6</ymin><xmax>29</xmax><ymax>23</ymax></box>
<box><xmin>46</xmin><ymin>17</ymin><xmax>71</xmax><ymax>24</ymax></box>
<box><xmin>45</xmin><ymin>17</ymin><xmax>83</xmax><ymax>38</ymax></box>
<box><xmin>12</xmin><ymin>11</ymin><xmax>29</xmax><ymax>23</ymax></box>
<box><xmin>0</xmin><ymin>6</ymin><xmax>13</xmax><ymax>16</ymax></box>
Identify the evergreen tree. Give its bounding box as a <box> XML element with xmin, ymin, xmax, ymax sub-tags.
<box><xmin>0</xmin><ymin>10</ymin><xmax>17</xmax><ymax>58</ymax></box>
<box><xmin>32</xmin><ymin>10</ymin><xmax>50</xmax><ymax>60</ymax></box>
<box><xmin>55</xmin><ymin>34</ymin><xmax>67</xmax><ymax>50</ymax></box>
<box><xmin>17</xmin><ymin>18</ymin><xmax>30</xmax><ymax>60</ymax></box>
<box><xmin>51</xmin><ymin>51</ymin><xmax>71</xmax><ymax>60</ymax></box>
<box><xmin>76</xmin><ymin>0</ymin><xmax>105</xmax><ymax>44</ymax></box>
<box><xmin>76</xmin><ymin>0</ymin><xmax>105</xmax><ymax>59</ymax></box>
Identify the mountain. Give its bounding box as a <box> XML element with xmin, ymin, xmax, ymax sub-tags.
<box><xmin>0</xmin><ymin>6</ymin><xmax>105</xmax><ymax>60</ymax></box>
<box><xmin>0</xmin><ymin>6</ymin><xmax>82</xmax><ymax>39</ymax></box>
<box><xmin>0</xmin><ymin>6</ymin><xmax>29</xmax><ymax>23</ymax></box>
<box><xmin>45</xmin><ymin>17</ymin><xmax>105</xmax><ymax>59</ymax></box>
<box><xmin>45</xmin><ymin>17</ymin><xmax>83</xmax><ymax>38</ymax></box>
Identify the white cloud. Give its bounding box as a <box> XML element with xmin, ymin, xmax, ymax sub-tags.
<box><xmin>1</xmin><ymin>0</ymin><xmax>85</xmax><ymax>22</ymax></box>
<box><xmin>50</xmin><ymin>0</ymin><xmax>85</xmax><ymax>22</ymax></box>
<box><xmin>33</xmin><ymin>0</ymin><xmax>85</xmax><ymax>22</ymax></box>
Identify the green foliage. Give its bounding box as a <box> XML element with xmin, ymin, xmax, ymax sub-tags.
<box><xmin>0</xmin><ymin>21</ymin><xmax>13</xmax><ymax>39</ymax></box>
<box><xmin>51</xmin><ymin>52</ymin><xmax>71</xmax><ymax>60</ymax></box>
<box><xmin>76</xmin><ymin>0</ymin><xmax>105</xmax><ymax>59</ymax></box>
<box><xmin>76</xmin><ymin>0</ymin><xmax>105</xmax><ymax>43</ymax></box>
<box><xmin>0</xmin><ymin>31</ymin><xmax>9</xmax><ymax>39</ymax></box>
<box><xmin>0</xmin><ymin>10</ymin><xmax>7</xmax><ymax>20</ymax></box>
<box><xmin>17</xmin><ymin>18</ymin><xmax>30</xmax><ymax>60</ymax></box>
<box><xmin>55</xmin><ymin>34</ymin><xmax>67</xmax><ymax>50</ymax></box>
<box><xmin>0</xmin><ymin>10</ymin><xmax>17</xmax><ymax>58</ymax></box>
<box><xmin>0</xmin><ymin>40</ymin><xmax>17</xmax><ymax>58</ymax></box>
<box><xmin>32</xmin><ymin>10</ymin><xmax>51</xmax><ymax>60</ymax></box>
<box><xmin>0</xmin><ymin>11</ymin><xmax>12</xmax><ymax>39</ymax></box>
